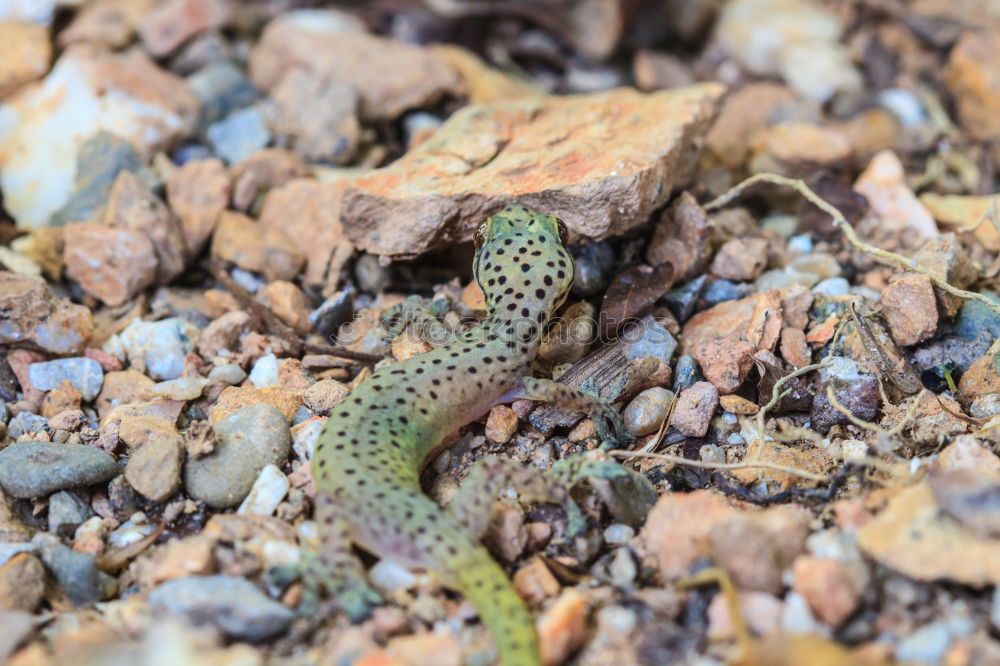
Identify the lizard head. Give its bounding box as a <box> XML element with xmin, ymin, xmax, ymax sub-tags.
<box><xmin>472</xmin><ymin>202</ymin><xmax>574</xmax><ymax>335</ymax></box>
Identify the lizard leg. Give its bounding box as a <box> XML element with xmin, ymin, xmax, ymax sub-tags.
<box><xmin>501</xmin><ymin>376</ymin><xmax>635</xmax><ymax>449</ymax></box>
<box><xmin>448</xmin><ymin>455</ymin><xmax>579</xmax><ymax>537</ymax></box>
<box><xmin>304</xmin><ymin>502</ymin><xmax>383</xmax><ymax>622</ymax></box>
<box><xmin>379</xmin><ymin>295</ymin><xmax>455</xmax><ymax>348</ymax></box>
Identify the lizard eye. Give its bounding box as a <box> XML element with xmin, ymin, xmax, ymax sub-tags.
<box><xmin>473</xmin><ymin>222</ymin><xmax>488</xmax><ymax>249</ymax></box>
<box><xmin>555</xmin><ymin>218</ymin><xmax>569</xmax><ymax>245</ymax></box>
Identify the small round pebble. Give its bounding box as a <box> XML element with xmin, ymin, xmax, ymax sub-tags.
<box><xmin>812</xmin><ymin>277</ymin><xmax>850</xmax><ymax>298</ymax></box>
<box><xmin>48</xmin><ymin>490</ymin><xmax>95</xmax><ymax>535</ymax></box>
<box><xmin>303</xmin><ymin>379</ymin><xmax>349</xmax><ymax>413</ymax></box>
<box><xmin>623</xmin><ymin>387</ymin><xmax>674</xmax><ymax>436</ymax></box>
<box><xmin>603</xmin><ymin>523</ymin><xmax>635</xmax><ymax>545</ymax></box>
<box><xmin>152</xmin><ymin>377</ymin><xmax>208</xmax><ymax>400</ymax></box>
<box><xmin>184</xmin><ymin>404</ymin><xmax>292</xmax><ymax>509</ymax></box>
<box><xmin>248</xmin><ymin>353</ymin><xmax>279</xmax><ymax>388</ymax></box>
<box><xmin>149</xmin><ymin>574</ymin><xmax>294</xmax><ymax>641</ymax></box>
<box><xmin>0</xmin><ymin>441</ymin><xmax>120</xmax><ymax>499</ymax></box>
<box><xmin>207</xmin><ymin>363</ymin><xmax>247</xmax><ymax>385</ymax></box>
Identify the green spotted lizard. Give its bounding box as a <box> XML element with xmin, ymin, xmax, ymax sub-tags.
<box><xmin>308</xmin><ymin>203</ymin><xmax>646</xmax><ymax>666</ymax></box>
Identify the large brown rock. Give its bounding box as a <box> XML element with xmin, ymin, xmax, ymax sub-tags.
<box><xmin>342</xmin><ymin>84</ymin><xmax>724</xmax><ymax>257</ymax></box>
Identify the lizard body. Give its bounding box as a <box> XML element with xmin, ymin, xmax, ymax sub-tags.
<box><xmin>310</xmin><ymin>203</ymin><xmax>620</xmax><ymax>666</ymax></box>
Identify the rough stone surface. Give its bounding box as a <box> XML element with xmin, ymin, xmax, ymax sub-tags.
<box><xmin>671</xmin><ymin>382</ymin><xmax>719</xmax><ymax>437</ymax></box>
<box><xmin>959</xmin><ymin>338</ymin><xmax>1000</xmax><ymax>403</ymax></box>
<box><xmin>623</xmin><ymin>387</ymin><xmax>674</xmax><ymax>436</ymax></box>
<box><xmin>257</xmin><ymin>179</ymin><xmax>349</xmax><ymax>286</ymax></box>
<box><xmin>102</xmin><ymin>170</ymin><xmax>186</xmax><ymax>283</ymax></box>
<box><xmin>880</xmin><ymin>273</ymin><xmax>938</xmax><ymax>347</ymax></box>
<box><xmin>165</xmin><ymin>158</ymin><xmax>230</xmax><ymax>259</ymax></box>
<box><xmin>0</xmin><ymin>441</ymin><xmax>119</xmax><ymax>499</ymax></box>
<box><xmin>341</xmin><ymin>84</ymin><xmax>724</xmax><ymax>257</ymax></box>
<box><xmin>710</xmin><ymin>237</ymin><xmax>769</xmax><ymax>282</ymax></box>
<box><xmin>116</xmin><ymin>317</ymin><xmax>200</xmax><ymax>381</ymax></box>
<box><xmin>0</xmin><ymin>553</ymin><xmax>45</xmax><ymax>612</ymax></box>
<box><xmin>0</xmin><ymin>20</ymin><xmax>51</xmax><ymax>98</ymax></box>
<box><xmin>210</xmin><ymin>211</ymin><xmax>304</xmax><ymax>282</ymax></box>
<box><xmin>854</xmin><ymin>150</ymin><xmax>938</xmax><ymax>240</ymax></box>
<box><xmin>0</xmin><ymin>272</ymin><xmax>93</xmax><ymax>354</ymax></box>
<box><xmin>945</xmin><ymin>30</ymin><xmax>1000</xmax><ymax>142</ymax></box>
<box><xmin>249</xmin><ymin>10</ymin><xmax>462</xmax><ymax>121</ymax></box>
<box><xmin>27</xmin><ymin>357</ymin><xmax>104</xmax><ymax>401</ymax></box>
<box><xmin>149</xmin><ymin>574</ymin><xmax>293</xmax><ymax>641</ymax></box>
<box><xmin>137</xmin><ymin>0</ymin><xmax>231</xmax><ymax>57</ymax></box>
<box><xmin>792</xmin><ymin>555</ymin><xmax>859</xmax><ymax>627</ymax></box>
<box><xmin>185</xmin><ymin>404</ymin><xmax>292</xmax><ymax>508</ymax></box>
<box><xmin>0</xmin><ymin>46</ymin><xmax>198</xmax><ymax>228</ymax></box>
<box><xmin>63</xmin><ymin>223</ymin><xmax>159</xmax><ymax>306</ymax></box>
<box><xmin>125</xmin><ymin>428</ymin><xmax>185</xmax><ymax>502</ymax></box>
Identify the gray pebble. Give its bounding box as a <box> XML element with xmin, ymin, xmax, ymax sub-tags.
<box><xmin>206</xmin><ymin>106</ymin><xmax>271</xmax><ymax>164</ymax></box>
<box><xmin>7</xmin><ymin>412</ymin><xmax>47</xmax><ymax>439</ymax></box>
<box><xmin>895</xmin><ymin>622</ymin><xmax>950</xmax><ymax>664</ymax></box>
<box><xmin>971</xmin><ymin>394</ymin><xmax>1000</xmax><ymax>420</ymax></box>
<box><xmin>355</xmin><ymin>253</ymin><xmax>392</xmax><ymax>294</ymax></box>
<box><xmin>310</xmin><ymin>288</ymin><xmax>355</xmax><ymax>339</ymax></box>
<box><xmin>184</xmin><ymin>404</ymin><xmax>291</xmax><ymax>508</ymax></box>
<box><xmin>48</xmin><ymin>491</ymin><xmax>95</xmax><ymax>535</ymax></box>
<box><xmin>28</xmin><ymin>357</ymin><xmax>104</xmax><ymax>401</ymax></box>
<box><xmin>569</xmin><ymin>240</ymin><xmax>615</xmax><ymax>297</ymax></box>
<box><xmin>672</xmin><ymin>354</ymin><xmax>703</xmax><ymax>393</ymax></box>
<box><xmin>35</xmin><ymin>536</ymin><xmax>115</xmax><ymax>605</ymax></box>
<box><xmin>149</xmin><ymin>575</ymin><xmax>293</xmax><ymax>641</ymax></box>
<box><xmin>0</xmin><ymin>441</ymin><xmax>120</xmax><ymax>499</ymax></box>
<box><xmin>623</xmin><ymin>387</ymin><xmax>674</xmax><ymax>436</ymax></box>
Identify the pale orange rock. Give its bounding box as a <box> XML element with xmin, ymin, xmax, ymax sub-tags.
<box><xmin>209</xmin><ymin>385</ymin><xmax>304</xmax><ymax>424</ymax></box>
<box><xmin>945</xmin><ymin>30</ymin><xmax>1000</xmax><ymax>142</ymax></box>
<box><xmin>257</xmin><ymin>179</ymin><xmax>350</xmax><ymax>286</ymax></box>
<box><xmin>0</xmin><ymin>20</ymin><xmax>52</xmax><ymax>98</ymax></box>
<box><xmin>853</xmin><ymin>150</ymin><xmax>938</xmax><ymax>239</ymax></box>
<box><xmin>719</xmin><ymin>394</ymin><xmax>758</xmax><ymax>415</ymax></box>
<box><xmin>513</xmin><ymin>557</ymin><xmax>561</xmax><ymax>605</ymax></box>
<box><xmin>258</xmin><ymin>280</ymin><xmax>313</xmax><ymax>336</ymax></box>
<box><xmin>857</xmin><ymin>482</ymin><xmax>1000</xmax><ymax>585</ymax></box>
<box><xmin>391</xmin><ymin>330</ymin><xmax>432</xmax><ymax>361</ymax></box>
<box><xmin>779</xmin><ymin>327</ymin><xmax>811</xmax><ymax>368</ymax></box>
<box><xmin>706</xmin><ymin>82</ymin><xmax>797</xmax><ymax>169</ymax></box>
<box><xmin>140</xmin><ymin>534</ymin><xmax>216</xmax><ymax>588</ymax></box>
<box><xmin>920</xmin><ymin>193</ymin><xmax>1000</xmax><ymax>251</ymax></box>
<box><xmin>210</xmin><ymin>211</ymin><xmax>305</xmax><ymax>282</ymax></box>
<box><xmin>63</xmin><ymin>222</ymin><xmax>159</xmax><ymax>306</ymax></box>
<box><xmin>792</xmin><ymin>556</ymin><xmax>860</xmax><ymax>627</ymax></box>
<box><xmin>710</xmin><ymin>237</ymin><xmax>769</xmax><ymax>282</ymax></box>
<box><xmin>707</xmin><ymin>589</ymin><xmax>782</xmax><ymax>639</ymax></box>
<box><xmin>880</xmin><ymin>273</ymin><xmax>938</xmax><ymax>347</ymax></box>
<box><xmin>386</xmin><ymin>633</ymin><xmax>461</xmax><ymax>666</ymax></box>
<box><xmin>749</xmin><ymin>122</ymin><xmax>852</xmax><ymax>174</ymax></box>
<box><xmin>485</xmin><ymin>405</ymin><xmax>518</xmax><ymax>443</ymax></box>
<box><xmin>342</xmin><ymin>85</ymin><xmax>724</xmax><ymax>257</ymax></box>
<box><xmin>537</xmin><ymin>589</ymin><xmax>588</xmax><ymax>666</ymax></box>
<box><xmin>640</xmin><ymin>490</ymin><xmax>737</xmax><ymax>579</ymax></box>
<box><xmin>958</xmin><ymin>338</ymin><xmax>1000</xmax><ymax>403</ymax></box>
<box><xmin>166</xmin><ymin>158</ymin><xmax>230</xmax><ymax>259</ymax></box>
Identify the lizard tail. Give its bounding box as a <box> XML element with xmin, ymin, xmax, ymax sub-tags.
<box><xmin>449</xmin><ymin>543</ymin><xmax>541</xmax><ymax>666</ymax></box>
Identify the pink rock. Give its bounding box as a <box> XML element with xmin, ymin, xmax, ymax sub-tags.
<box><xmin>854</xmin><ymin>150</ymin><xmax>938</xmax><ymax>239</ymax></box>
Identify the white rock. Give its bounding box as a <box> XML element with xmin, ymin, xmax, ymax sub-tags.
<box><xmin>207</xmin><ymin>363</ymin><xmax>246</xmax><ymax>385</ymax></box>
<box><xmin>854</xmin><ymin>150</ymin><xmax>938</xmax><ymax>239</ymax></box>
<box><xmin>603</xmin><ymin>523</ymin><xmax>635</xmax><ymax>545</ymax></box>
<box><xmin>715</xmin><ymin>0</ymin><xmax>861</xmax><ymax>103</ymax></box>
<box><xmin>781</xmin><ymin>591</ymin><xmax>829</xmax><ymax>637</ymax></box>
<box><xmin>0</xmin><ymin>48</ymin><xmax>197</xmax><ymax>228</ymax></box>
<box><xmin>262</xmin><ymin>539</ymin><xmax>300</xmax><ymax>571</ymax></box>
<box><xmin>152</xmin><ymin>377</ymin><xmax>208</xmax><ymax>400</ymax></box>
<box><xmin>0</xmin><ymin>0</ymin><xmax>63</xmax><ymax>25</ymax></box>
<box><xmin>237</xmin><ymin>464</ymin><xmax>290</xmax><ymax>516</ymax></box>
<box><xmin>108</xmin><ymin>512</ymin><xmax>154</xmax><ymax>548</ymax></box>
<box><xmin>249</xmin><ymin>353</ymin><xmax>279</xmax><ymax>388</ymax></box>
<box><xmin>0</xmin><ymin>246</ymin><xmax>41</xmax><ymax>276</ymax></box>
<box><xmin>368</xmin><ymin>559</ymin><xmax>418</xmax><ymax>593</ymax></box>
<box><xmin>292</xmin><ymin>418</ymin><xmax>324</xmax><ymax>462</ymax></box>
